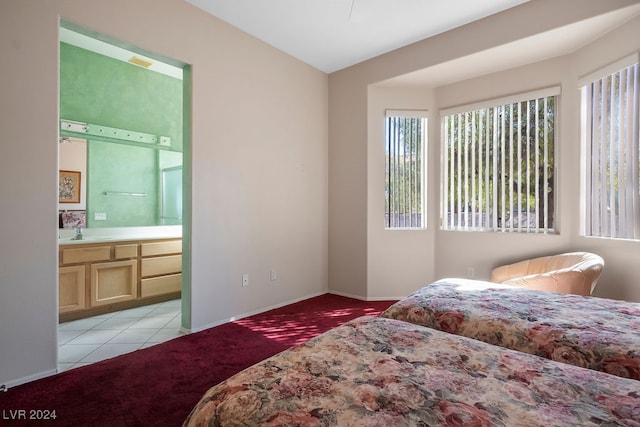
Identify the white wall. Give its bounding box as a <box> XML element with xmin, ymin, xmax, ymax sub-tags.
<box><xmin>0</xmin><ymin>0</ymin><xmax>327</xmax><ymax>387</ymax></box>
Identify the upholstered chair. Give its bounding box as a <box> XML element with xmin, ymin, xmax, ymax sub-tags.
<box><xmin>490</xmin><ymin>252</ymin><xmax>604</xmax><ymax>296</ymax></box>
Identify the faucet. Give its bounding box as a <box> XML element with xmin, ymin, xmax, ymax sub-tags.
<box><xmin>73</xmin><ymin>227</ymin><xmax>84</xmax><ymax>240</ymax></box>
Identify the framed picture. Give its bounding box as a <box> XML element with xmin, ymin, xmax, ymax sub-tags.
<box><xmin>59</xmin><ymin>170</ymin><xmax>81</xmax><ymax>203</ymax></box>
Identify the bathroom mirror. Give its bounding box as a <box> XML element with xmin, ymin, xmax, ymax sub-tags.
<box><xmin>58</xmin><ymin>138</ymin><xmax>182</xmax><ymax>229</ymax></box>
<box><xmin>159</xmin><ymin>150</ymin><xmax>183</xmax><ymax>225</ymax></box>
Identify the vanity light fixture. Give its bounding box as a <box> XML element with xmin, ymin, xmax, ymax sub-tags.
<box><xmin>128</xmin><ymin>55</ymin><xmax>153</xmax><ymax>68</ymax></box>
<box><xmin>60</xmin><ymin>119</ymin><xmax>88</xmax><ymax>133</ymax></box>
<box><xmin>60</xmin><ymin>119</ymin><xmax>170</xmax><ymax>146</ymax></box>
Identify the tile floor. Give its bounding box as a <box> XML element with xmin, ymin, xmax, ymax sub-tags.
<box><xmin>58</xmin><ymin>299</ymin><xmax>183</xmax><ymax>372</ymax></box>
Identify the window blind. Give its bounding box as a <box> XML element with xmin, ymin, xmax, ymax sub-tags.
<box><xmin>582</xmin><ymin>60</ymin><xmax>640</xmax><ymax>239</ymax></box>
<box><xmin>441</xmin><ymin>89</ymin><xmax>558</xmax><ymax>232</ymax></box>
<box><xmin>385</xmin><ymin>110</ymin><xmax>427</xmax><ymax>229</ymax></box>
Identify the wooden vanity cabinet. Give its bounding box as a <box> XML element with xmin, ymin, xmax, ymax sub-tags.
<box><xmin>140</xmin><ymin>240</ymin><xmax>182</xmax><ymax>298</ymax></box>
<box><xmin>58</xmin><ymin>238</ymin><xmax>181</xmax><ymax>321</ymax></box>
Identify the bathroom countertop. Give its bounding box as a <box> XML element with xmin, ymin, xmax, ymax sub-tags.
<box><xmin>58</xmin><ymin>226</ymin><xmax>182</xmax><ymax>245</ymax></box>
<box><xmin>59</xmin><ymin>234</ymin><xmax>181</xmax><ymax>245</ymax></box>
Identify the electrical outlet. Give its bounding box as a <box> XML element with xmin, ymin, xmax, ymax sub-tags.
<box><xmin>270</xmin><ymin>269</ymin><xmax>277</xmax><ymax>281</ymax></box>
<box><xmin>94</xmin><ymin>212</ymin><xmax>107</xmax><ymax>220</ymax></box>
<box><xmin>466</xmin><ymin>267</ymin><xmax>475</xmax><ymax>278</ymax></box>
<box><xmin>242</xmin><ymin>274</ymin><xmax>249</xmax><ymax>287</ymax></box>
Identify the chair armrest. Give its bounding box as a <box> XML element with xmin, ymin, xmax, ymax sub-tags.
<box><xmin>491</xmin><ymin>259</ymin><xmax>533</xmax><ymax>283</ymax></box>
<box><xmin>502</xmin><ymin>270</ymin><xmax>590</xmax><ymax>295</ymax></box>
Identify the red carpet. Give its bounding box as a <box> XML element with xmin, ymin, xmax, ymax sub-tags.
<box><xmin>0</xmin><ymin>294</ymin><xmax>395</xmax><ymax>426</ymax></box>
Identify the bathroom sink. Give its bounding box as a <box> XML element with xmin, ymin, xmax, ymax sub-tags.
<box><xmin>64</xmin><ymin>236</ymin><xmax>114</xmax><ymax>242</ymax></box>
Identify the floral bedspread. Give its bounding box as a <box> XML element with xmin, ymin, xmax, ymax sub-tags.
<box><xmin>184</xmin><ymin>316</ymin><xmax>640</xmax><ymax>427</ymax></box>
<box><xmin>381</xmin><ymin>278</ymin><xmax>640</xmax><ymax>380</ymax></box>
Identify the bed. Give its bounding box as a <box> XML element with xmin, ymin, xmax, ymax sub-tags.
<box><xmin>184</xmin><ymin>316</ymin><xmax>640</xmax><ymax>426</ymax></box>
<box><xmin>381</xmin><ymin>278</ymin><xmax>640</xmax><ymax>380</ymax></box>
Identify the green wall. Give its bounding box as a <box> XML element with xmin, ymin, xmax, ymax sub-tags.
<box><xmin>59</xmin><ymin>42</ymin><xmax>183</xmax><ymax>227</ymax></box>
<box><xmin>88</xmin><ymin>142</ymin><xmax>158</xmax><ymax>227</ymax></box>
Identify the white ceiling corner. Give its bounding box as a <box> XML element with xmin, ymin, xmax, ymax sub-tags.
<box><xmin>185</xmin><ymin>0</ymin><xmax>531</xmax><ymax>73</ymax></box>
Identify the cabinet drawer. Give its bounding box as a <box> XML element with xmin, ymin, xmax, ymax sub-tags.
<box><xmin>62</xmin><ymin>245</ymin><xmax>111</xmax><ymax>265</ymax></box>
<box><xmin>115</xmin><ymin>244</ymin><xmax>138</xmax><ymax>259</ymax></box>
<box><xmin>141</xmin><ymin>274</ymin><xmax>181</xmax><ymax>298</ymax></box>
<box><xmin>141</xmin><ymin>240</ymin><xmax>182</xmax><ymax>257</ymax></box>
<box><xmin>141</xmin><ymin>255</ymin><xmax>182</xmax><ymax>277</ymax></box>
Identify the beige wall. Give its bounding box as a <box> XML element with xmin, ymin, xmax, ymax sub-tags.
<box><xmin>572</xmin><ymin>13</ymin><xmax>640</xmax><ymax>301</ymax></box>
<box><xmin>432</xmin><ymin>57</ymin><xmax>573</xmax><ymax>282</ymax></box>
<box><xmin>0</xmin><ymin>0</ymin><xmax>328</xmax><ymax>387</ymax></box>
<box><xmin>366</xmin><ymin>87</ymin><xmax>437</xmax><ymax>298</ymax></box>
<box><xmin>328</xmin><ymin>78</ymin><xmax>368</xmax><ymax>298</ymax></box>
<box><xmin>3</xmin><ymin>0</ymin><xmax>640</xmax><ymax>389</ymax></box>
<box><xmin>425</xmin><ymin>17</ymin><xmax>640</xmax><ymax>302</ymax></box>
<box><xmin>329</xmin><ymin>0</ymin><xmax>640</xmax><ymax>299</ymax></box>
<box><xmin>0</xmin><ymin>0</ymin><xmax>60</xmax><ymax>388</ymax></box>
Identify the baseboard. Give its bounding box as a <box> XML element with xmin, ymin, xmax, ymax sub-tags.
<box><xmin>184</xmin><ymin>290</ymin><xmax>327</xmax><ymax>334</ymax></box>
<box><xmin>2</xmin><ymin>368</ymin><xmax>58</xmax><ymax>391</ymax></box>
<box><xmin>175</xmin><ymin>290</ymin><xmax>400</xmax><ymax>335</ymax></box>
<box><xmin>328</xmin><ymin>290</ymin><xmax>404</xmax><ymax>301</ymax></box>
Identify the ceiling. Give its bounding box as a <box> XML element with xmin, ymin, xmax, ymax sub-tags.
<box><xmin>185</xmin><ymin>0</ymin><xmax>531</xmax><ymax>73</ymax></box>
<box><xmin>61</xmin><ymin>1</ymin><xmax>640</xmax><ymax>87</ymax></box>
<box><xmin>379</xmin><ymin>3</ymin><xmax>640</xmax><ymax>88</ymax></box>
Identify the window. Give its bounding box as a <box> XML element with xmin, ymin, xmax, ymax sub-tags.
<box><xmin>385</xmin><ymin>111</ymin><xmax>427</xmax><ymax>229</ymax></box>
<box><xmin>581</xmin><ymin>54</ymin><xmax>640</xmax><ymax>239</ymax></box>
<box><xmin>441</xmin><ymin>88</ymin><xmax>558</xmax><ymax>232</ymax></box>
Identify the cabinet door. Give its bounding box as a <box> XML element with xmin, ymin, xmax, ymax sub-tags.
<box><xmin>90</xmin><ymin>260</ymin><xmax>137</xmax><ymax>307</ymax></box>
<box><xmin>59</xmin><ymin>265</ymin><xmax>86</xmax><ymax>313</ymax></box>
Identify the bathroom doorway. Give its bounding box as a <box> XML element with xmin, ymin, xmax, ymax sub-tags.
<box><xmin>57</xmin><ymin>22</ymin><xmax>191</xmax><ymax>371</ymax></box>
